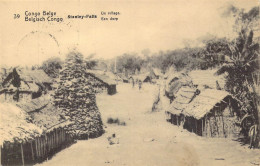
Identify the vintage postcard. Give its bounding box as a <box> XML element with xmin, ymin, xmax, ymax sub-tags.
<box><xmin>0</xmin><ymin>0</ymin><xmax>259</xmax><ymax>166</ymax></box>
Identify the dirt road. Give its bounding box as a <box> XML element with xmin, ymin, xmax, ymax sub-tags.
<box><xmin>37</xmin><ymin>84</ymin><xmax>260</xmax><ymax>166</ymax></box>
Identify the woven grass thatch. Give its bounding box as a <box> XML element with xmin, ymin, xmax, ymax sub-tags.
<box><xmin>0</xmin><ymin>103</ymin><xmax>42</xmax><ymax>145</ymax></box>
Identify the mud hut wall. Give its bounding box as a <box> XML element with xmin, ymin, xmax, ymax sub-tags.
<box><xmin>3</xmin><ymin>92</ymin><xmax>14</xmax><ymax>102</ymax></box>
<box><xmin>1</xmin><ymin>127</ymin><xmax>74</xmax><ymax>166</ymax></box>
<box><xmin>202</xmin><ymin>104</ymin><xmax>240</xmax><ymax>138</ymax></box>
<box><xmin>0</xmin><ymin>91</ymin><xmax>32</xmax><ymax>102</ymax></box>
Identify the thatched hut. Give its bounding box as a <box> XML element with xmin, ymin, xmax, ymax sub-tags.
<box><xmin>129</xmin><ymin>72</ymin><xmax>152</xmax><ymax>83</ymax></box>
<box><xmin>166</xmin><ymin>88</ymin><xmax>240</xmax><ymax>138</ymax></box>
<box><xmin>8</xmin><ymin>95</ymin><xmax>75</xmax><ymax>165</ymax></box>
<box><xmin>0</xmin><ymin>68</ymin><xmax>53</xmax><ymax>102</ymax></box>
<box><xmin>182</xmin><ymin>89</ymin><xmax>240</xmax><ymax>138</ymax></box>
<box><xmin>150</xmin><ymin>68</ymin><xmax>163</xmax><ymax>79</ymax></box>
<box><xmin>166</xmin><ymin>86</ymin><xmax>198</xmax><ymax>125</ymax></box>
<box><xmin>85</xmin><ymin>70</ymin><xmax>117</xmax><ymax>95</ymax></box>
<box><xmin>0</xmin><ymin>103</ymin><xmax>42</xmax><ymax>166</ymax></box>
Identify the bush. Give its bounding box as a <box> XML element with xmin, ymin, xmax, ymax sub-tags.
<box><xmin>107</xmin><ymin>117</ymin><xmax>126</xmax><ymax>126</ymax></box>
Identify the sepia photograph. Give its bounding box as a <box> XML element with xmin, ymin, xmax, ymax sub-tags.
<box><xmin>0</xmin><ymin>0</ymin><xmax>259</xmax><ymax>165</ymax></box>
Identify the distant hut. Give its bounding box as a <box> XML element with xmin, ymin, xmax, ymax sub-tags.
<box><xmin>150</xmin><ymin>68</ymin><xmax>163</xmax><ymax>79</ymax></box>
<box><xmin>129</xmin><ymin>72</ymin><xmax>152</xmax><ymax>83</ymax></box>
<box><xmin>85</xmin><ymin>70</ymin><xmax>117</xmax><ymax>95</ymax></box>
<box><xmin>0</xmin><ymin>68</ymin><xmax>53</xmax><ymax>102</ymax></box>
<box><xmin>117</xmin><ymin>73</ymin><xmax>128</xmax><ymax>83</ymax></box>
<box><xmin>167</xmin><ymin>88</ymin><xmax>240</xmax><ymax>138</ymax></box>
<box><xmin>105</xmin><ymin>71</ymin><xmax>122</xmax><ymax>82</ymax></box>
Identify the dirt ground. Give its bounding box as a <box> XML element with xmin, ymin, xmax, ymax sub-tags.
<box><xmin>37</xmin><ymin>83</ymin><xmax>260</xmax><ymax>166</ymax></box>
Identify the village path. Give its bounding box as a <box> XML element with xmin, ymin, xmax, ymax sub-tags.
<box><xmin>37</xmin><ymin>84</ymin><xmax>260</xmax><ymax>166</ymax></box>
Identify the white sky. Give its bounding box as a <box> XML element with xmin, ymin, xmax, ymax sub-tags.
<box><xmin>0</xmin><ymin>0</ymin><xmax>258</xmax><ymax>66</ymax></box>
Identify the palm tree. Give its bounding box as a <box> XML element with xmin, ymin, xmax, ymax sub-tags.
<box><xmin>216</xmin><ymin>29</ymin><xmax>259</xmax><ymax>147</ymax></box>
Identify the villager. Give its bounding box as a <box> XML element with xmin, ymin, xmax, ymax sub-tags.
<box><xmin>138</xmin><ymin>80</ymin><xmax>142</xmax><ymax>90</ymax></box>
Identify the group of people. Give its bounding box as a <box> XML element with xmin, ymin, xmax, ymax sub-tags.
<box><xmin>131</xmin><ymin>78</ymin><xmax>142</xmax><ymax>90</ymax></box>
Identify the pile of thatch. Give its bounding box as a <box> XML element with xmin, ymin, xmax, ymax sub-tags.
<box><xmin>54</xmin><ymin>53</ymin><xmax>104</xmax><ymax>139</ymax></box>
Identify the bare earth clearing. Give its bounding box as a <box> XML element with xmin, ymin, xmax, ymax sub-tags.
<box><xmin>37</xmin><ymin>84</ymin><xmax>260</xmax><ymax>166</ymax></box>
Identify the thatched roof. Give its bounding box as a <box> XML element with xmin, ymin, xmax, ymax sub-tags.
<box><xmin>0</xmin><ymin>103</ymin><xmax>42</xmax><ymax>145</ymax></box>
<box><xmin>16</xmin><ymin>95</ymin><xmax>70</xmax><ymax>130</ymax></box>
<box><xmin>1</xmin><ymin>68</ymin><xmax>52</xmax><ymax>93</ymax></box>
<box><xmin>165</xmin><ymin>73</ymin><xmax>193</xmax><ymax>97</ymax></box>
<box><xmin>116</xmin><ymin>73</ymin><xmax>128</xmax><ymax>80</ymax></box>
<box><xmin>105</xmin><ymin>71</ymin><xmax>120</xmax><ymax>81</ymax></box>
<box><xmin>86</xmin><ymin>70</ymin><xmax>116</xmax><ymax>85</ymax></box>
<box><xmin>16</xmin><ymin>95</ymin><xmax>51</xmax><ymax>113</ymax></box>
<box><xmin>16</xmin><ymin>68</ymin><xmax>53</xmax><ymax>83</ymax></box>
<box><xmin>189</xmin><ymin>69</ymin><xmax>225</xmax><ymax>90</ymax></box>
<box><xmin>183</xmin><ymin>89</ymin><xmax>231</xmax><ymax>119</ymax></box>
<box><xmin>167</xmin><ymin>86</ymin><xmax>198</xmax><ymax>115</ymax></box>
<box><xmin>129</xmin><ymin>72</ymin><xmax>151</xmax><ymax>82</ymax></box>
<box><xmin>30</xmin><ymin>103</ymin><xmax>70</xmax><ymax>130</ymax></box>
<box><xmin>152</xmin><ymin>68</ymin><xmax>163</xmax><ymax>77</ymax></box>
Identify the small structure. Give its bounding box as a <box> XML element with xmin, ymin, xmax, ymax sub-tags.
<box><xmin>166</xmin><ymin>86</ymin><xmax>198</xmax><ymax>124</ymax></box>
<box><xmin>129</xmin><ymin>72</ymin><xmax>152</xmax><ymax>83</ymax></box>
<box><xmin>116</xmin><ymin>73</ymin><xmax>128</xmax><ymax>83</ymax></box>
<box><xmin>0</xmin><ymin>68</ymin><xmax>53</xmax><ymax>102</ymax></box>
<box><xmin>1</xmin><ymin>96</ymin><xmax>74</xmax><ymax>166</ymax></box>
<box><xmin>166</xmin><ymin>88</ymin><xmax>240</xmax><ymax>138</ymax></box>
<box><xmin>165</xmin><ymin>73</ymin><xmax>193</xmax><ymax>101</ymax></box>
<box><xmin>85</xmin><ymin>70</ymin><xmax>117</xmax><ymax>95</ymax></box>
<box><xmin>150</xmin><ymin>68</ymin><xmax>163</xmax><ymax>79</ymax></box>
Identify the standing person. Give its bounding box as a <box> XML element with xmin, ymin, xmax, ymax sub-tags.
<box><xmin>138</xmin><ymin>80</ymin><xmax>142</xmax><ymax>90</ymax></box>
<box><xmin>132</xmin><ymin>78</ymin><xmax>135</xmax><ymax>88</ymax></box>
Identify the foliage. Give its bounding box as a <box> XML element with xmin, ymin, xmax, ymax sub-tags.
<box><xmin>111</xmin><ymin>53</ymin><xmax>144</xmax><ymax>74</ymax></box>
<box><xmin>85</xmin><ymin>54</ymin><xmax>98</xmax><ymax>70</ymax></box>
<box><xmin>198</xmin><ymin>38</ymin><xmax>231</xmax><ymax>69</ymax></box>
<box><xmin>149</xmin><ymin>48</ymin><xmax>203</xmax><ymax>72</ymax></box>
<box><xmin>216</xmin><ymin>6</ymin><xmax>259</xmax><ymax>148</ymax></box>
<box><xmin>216</xmin><ymin>30</ymin><xmax>259</xmax><ymax>112</ymax></box>
<box><xmin>41</xmin><ymin>57</ymin><xmax>63</xmax><ymax>78</ymax></box>
<box><xmin>85</xmin><ymin>60</ymin><xmax>97</xmax><ymax>69</ymax></box>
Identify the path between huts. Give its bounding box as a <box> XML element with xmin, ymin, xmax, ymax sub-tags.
<box><xmin>37</xmin><ymin>84</ymin><xmax>260</xmax><ymax>166</ymax></box>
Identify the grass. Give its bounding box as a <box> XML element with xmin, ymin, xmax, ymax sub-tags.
<box><xmin>107</xmin><ymin>117</ymin><xmax>126</xmax><ymax>126</ymax></box>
